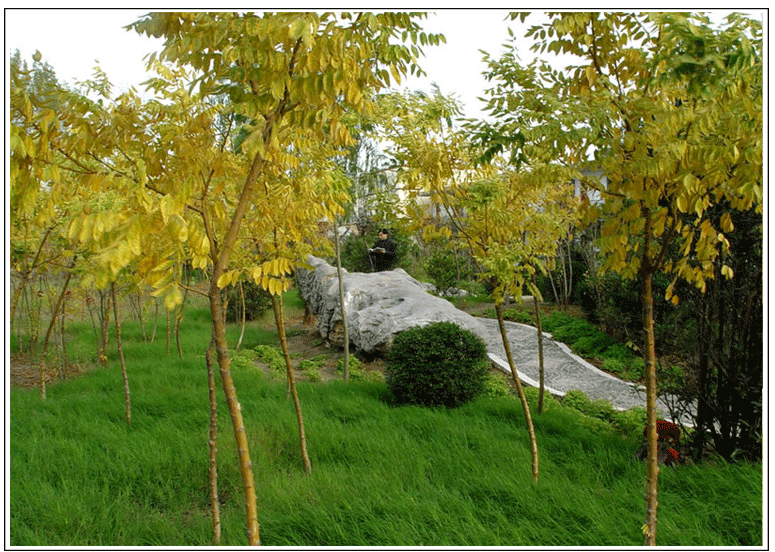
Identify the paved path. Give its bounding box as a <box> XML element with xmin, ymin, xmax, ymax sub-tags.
<box><xmin>477</xmin><ymin>317</ymin><xmax>695</xmax><ymax>426</ymax></box>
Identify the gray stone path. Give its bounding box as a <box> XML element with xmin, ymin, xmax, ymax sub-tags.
<box><xmin>478</xmin><ymin>317</ymin><xmax>695</xmax><ymax>426</ymax></box>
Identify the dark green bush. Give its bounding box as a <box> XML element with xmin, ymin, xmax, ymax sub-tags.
<box><xmin>550</xmin><ymin>318</ymin><xmax>597</xmax><ymax>344</ymax></box>
<box><xmin>541</xmin><ymin>310</ymin><xmax>578</xmax><ymax>333</ymax></box>
<box><xmin>424</xmin><ymin>248</ymin><xmax>459</xmax><ymax>294</ymax></box>
<box><xmin>571</xmin><ymin>333</ymin><xmax>616</xmax><ymax>357</ymax></box>
<box><xmin>602</xmin><ymin>343</ymin><xmax>632</xmax><ymax>361</ymax></box>
<box><xmin>225</xmin><ymin>280</ymin><xmax>273</xmax><ymax>323</ymax></box>
<box><xmin>385</xmin><ymin>321</ymin><xmax>489</xmax><ymax>408</ymax></box>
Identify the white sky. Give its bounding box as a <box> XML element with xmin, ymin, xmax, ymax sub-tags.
<box><xmin>5</xmin><ymin>9</ymin><xmax>766</xmax><ymax>121</ymax></box>
<box><xmin>5</xmin><ymin>9</ymin><xmax>523</xmax><ymax>120</ymax></box>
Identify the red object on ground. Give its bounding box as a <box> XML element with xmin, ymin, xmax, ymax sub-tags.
<box><xmin>643</xmin><ymin>420</ymin><xmax>681</xmax><ymax>444</ymax></box>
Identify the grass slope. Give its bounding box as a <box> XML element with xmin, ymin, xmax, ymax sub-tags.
<box><xmin>9</xmin><ymin>296</ymin><xmax>762</xmax><ymax>547</ymax></box>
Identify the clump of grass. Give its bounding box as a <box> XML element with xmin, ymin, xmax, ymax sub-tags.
<box><xmin>482</xmin><ymin>371</ymin><xmax>514</xmax><ymax>398</ymax></box>
<box><xmin>562</xmin><ymin>389</ymin><xmax>647</xmax><ymax>438</ymax></box>
<box><xmin>299</xmin><ymin>354</ymin><xmax>329</xmax><ymax>382</ymax></box>
<box><xmin>254</xmin><ymin>344</ymin><xmax>286</xmax><ymax>374</ymax></box>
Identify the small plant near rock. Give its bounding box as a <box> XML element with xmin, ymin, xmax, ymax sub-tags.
<box><xmin>254</xmin><ymin>345</ymin><xmax>285</xmax><ymax>374</ymax></box>
<box><xmin>562</xmin><ymin>389</ymin><xmax>649</xmax><ymax>438</ymax></box>
<box><xmin>482</xmin><ymin>371</ymin><xmax>513</xmax><ymax>398</ymax></box>
<box><xmin>336</xmin><ymin>355</ymin><xmax>375</xmax><ymax>380</ymax></box>
<box><xmin>230</xmin><ymin>349</ymin><xmax>260</xmax><ymax>371</ymax></box>
<box><xmin>385</xmin><ymin>321</ymin><xmax>489</xmax><ymax>408</ymax></box>
<box><xmin>299</xmin><ymin>354</ymin><xmax>329</xmax><ymax>382</ymax></box>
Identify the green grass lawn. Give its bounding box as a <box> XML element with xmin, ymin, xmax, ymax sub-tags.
<box><xmin>8</xmin><ymin>293</ymin><xmax>763</xmax><ymax>547</ymax></box>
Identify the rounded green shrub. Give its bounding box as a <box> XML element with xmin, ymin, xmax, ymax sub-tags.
<box><xmin>385</xmin><ymin>321</ymin><xmax>489</xmax><ymax>408</ymax></box>
<box><xmin>226</xmin><ymin>280</ymin><xmax>273</xmax><ymax>323</ymax></box>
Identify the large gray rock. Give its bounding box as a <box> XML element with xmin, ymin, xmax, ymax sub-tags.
<box><xmin>296</xmin><ymin>256</ymin><xmax>489</xmax><ymax>355</ymax></box>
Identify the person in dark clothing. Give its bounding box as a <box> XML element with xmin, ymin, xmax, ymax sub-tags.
<box><xmin>368</xmin><ymin>228</ymin><xmax>397</xmax><ymax>271</ymax></box>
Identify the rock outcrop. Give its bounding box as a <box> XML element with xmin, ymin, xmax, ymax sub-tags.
<box><xmin>296</xmin><ymin>256</ymin><xmax>488</xmax><ymax>355</ymax></box>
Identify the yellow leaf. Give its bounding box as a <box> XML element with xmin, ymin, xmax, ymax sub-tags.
<box><xmin>676</xmin><ymin>195</ymin><xmax>687</xmax><ymax>213</ymax></box>
<box><xmin>67</xmin><ymin>219</ymin><xmax>81</xmax><ymax>242</ymax></box>
<box><xmin>168</xmin><ymin>214</ymin><xmax>188</xmax><ymax>243</ymax></box>
<box><xmin>164</xmin><ymin>285</ymin><xmax>183</xmax><ymax>310</ymax></box>
<box><xmin>720</xmin><ymin>213</ymin><xmax>734</xmax><ymax>233</ymax></box>
<box><xmin>216</xmin><ymin>271</ymin><xmax>232</xmax><ymax>289</ymax></box>
<box><xmin>721</xmin><ymin>265</ymin><xmax>734</xmax><ymax>279</ymax></box>
<box><xmin>79</xmin><ymin>215</ymin><xmax>94</xmax><ymax>243</ymax></box>
<box><xmin>389</xmin><ymin>63</ymin><xmax>401</xmax><ymax>85</ymax></box>
<box><xmin>160</xmin><ymin>194</ymin><xmax>173</xmax><ymax>225</ymax></box>
<box><xmin>694</xmin><ymin>199</ymin><xmax>703</xmax><ymax>218</ymax></box>
<box><xmin>585</xmin><ymin>65</ymin><xmax>596</xmax><ymax>86</ymax></box>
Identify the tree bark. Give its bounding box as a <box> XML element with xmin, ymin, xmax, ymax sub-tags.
<box><xmin>39</xmin><ymin>255</ymin><xmax>76</xmax><ymax>399</ymax></box>
<box><xmin>641</xmin><ymin>205</ymin><xmax>659</xmax><ymax>546</ymax></box>
<box><xmin>205</xmin><ymin>339</ymin><xmax>222</xmax><ymax>545</ymax></box>
<box><xmin>236</xmin><ymin>279</ymin><xmax>246</xmax><ymax>351</ymax></box>
<box><xmin>334</xmin><ymin>222</ymin><xmax>350</xmax><ymax>381</ymax></box>
<box><xmin>10</xmin><ymin>225</ymin><xmax>54</xmax><ymax>326</ymax></box>
<box><xmin>533</xmin><ymin>295</ymin><xmax>545</xmax><ymax>414</ymax></box>
<box><xmin>496</xmin><ymin>302</ymin><xmax>539</xmax><ymax>482</ymax></box>
<box><xmin>137</xmin><ymin>288</ymin><xmax>147</xmax><ymax>342</ymax></box>
<box><xmin>111</xmin><ymin>282</ymin><xmax>131</xmax><ymax>426</ymax></box>
<box><xmin>272</xmin><ymin>293</ymin><xmax>312</xmax><ymax>474</ymax></box>
<box><xmin>150</xmin><ymin>298</ymin><xmax>159</xmax><ymax>344</ymax></box>
<box><xmin>209</xmin><ymin>284</ymin><xmax>261</xmax><ymax>545</ymax></box>
<box><xmin>175</xmin><ymin>284</ymin><xmax>189</xmax><ymax>358</ymax></box>
<box><xmin>98</xmin><ymin>289</ymin><xmax>112</xmax><ymax>365</ymax></box>
<box><xmin>60</xmin><ymin>291</ymin><xmax>68</xmax><ymax>372</ymax></box>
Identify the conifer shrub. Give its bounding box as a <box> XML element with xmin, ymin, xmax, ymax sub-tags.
<box><xmin>385</xmin><ymin>321</ymin><xmax>489</xmax><ymax>408</ymax></box>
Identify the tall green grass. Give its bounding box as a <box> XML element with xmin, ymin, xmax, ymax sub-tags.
<box><xmin>9</xmin><ymin>293</ymin><xmax>762</xmax><ymax>546</ymax></box>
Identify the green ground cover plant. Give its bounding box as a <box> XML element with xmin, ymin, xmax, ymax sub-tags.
<box><xmin>9</xmin><ymin>296</ymin><xmax>762</xmax><ymax>547</ymax></box>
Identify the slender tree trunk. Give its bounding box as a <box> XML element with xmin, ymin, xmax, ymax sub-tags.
<box><xmin>566</xmin><ymin>235</ymin><xmax>573</xmax><ymax>309</ymax></box>
<box><xmin>85</xmin><ymin>292</ymin><xmax>100</xmax><ymax>359</ymax></box>
<box><xmin>547</xmin><ymin>268</ymin><xmax>560</xmax><ymax>307</ymax></box>
<box><xmin>166</xmin><ymin>309</ymin><xmax>171</xmax><ymax>354</ymax></box>
<box><xmin>139</xmin><ymin>290</ymin><xmax>148</xmax><ymax>342</ymax></box>
<box><xmin>98</xmin><ymin>289</ymin><xmax>112</xmax><ymax>365</ymax></box>
<box><xmin>272</xmin><ymin>293</ymin><xmax>312</xmax><ymax>474</ymax></box>
<box><xmin>175</xmin><ymin>284</ymin><xmax>189</xmax><ymax>358</ymax></box>
<box><xmin>496</xmin><ymin>302</ymin><xmax>539</xmax><ymax>482</ymax></box>
<box><xmin>209</xmin><ymin>284</ymin><xmax>260</xmax><ymax>546</ymax></box>
<box><xmin>641</xmin><ymin>206</ymin><xmax>659</xmax><ymax>546</ymax></box>
<box><xmin>202</xmin><ymin>108</ymin><xmax>289</xmax><ymax>546</ymax></box>
<box><xmin>111</xmin><ymin>282</ymin><xmax>131</xmax><ymax>426</ymax></box>
<box><xmin>150</xmin><ymin>298</ymin><xmax>159</xmax><ymax>344</ymax></box>
<box><xmin>10</xmin><ymin>225</ymin><xmax>54</xmax><ymax>326</ymax></box>
<box><xmin>205</xmin><ymin>339</ymin><xmax>221</xmax><ymax>545</ymax></box>
<box><xmin>533</xmin><ymin>295</ymin><xmax>545</xmax><ymax>414</ymax></box>
<box><xmin>334</xmin><ymin>223</ymin><xmax>349</xmax><ymax>381</ymax></box>
<box><xmin>60</xmin><ymin>293</ymin><xmax>68</xmax><ymax>372</ymax></box>
<box><xmin>39</xmin><ymin>256</ymin><xmax>76</xmax><ymax>399</ymax></box>
<box><xmin>236</xmin><ymin>280</ymin><xmax>246</xmax><ymax>351</ymax></box>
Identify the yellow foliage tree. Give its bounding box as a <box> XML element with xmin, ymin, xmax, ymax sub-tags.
<box><xmin>475</xmin><ymin>11</ymin><xmax>763</xmax><ymax>544</ymax></box>
<box><xmin>378</xmin><ymin>88</ymin><xmax>581</xmax><ymax>482</ymax></box>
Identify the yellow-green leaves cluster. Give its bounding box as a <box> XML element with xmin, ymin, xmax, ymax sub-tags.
<box><xmin>508</xmin><ymin>12</ymin><xmax>762</xmax><ymax>300</ymax></box>
<box><xmin>12</xmin><ymin>13</ymin><xmax>442</xmax><ymax>311</ymax></box>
